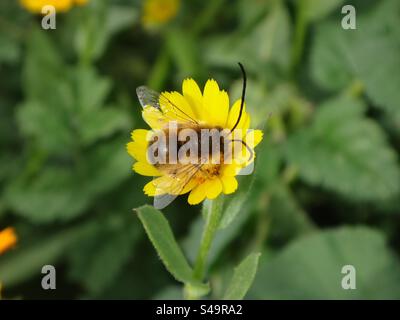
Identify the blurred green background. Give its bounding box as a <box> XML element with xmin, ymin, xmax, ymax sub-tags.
<box><xmin>0</xmin><ymin>0</ymin><xmax>400</xmax><ymax>299</ymax></box>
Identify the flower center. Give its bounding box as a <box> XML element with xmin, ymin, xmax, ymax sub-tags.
<box><xmin>148</xmin><ymin>124</ymin><xmax>233</xmax><ymax>167</ymax></box>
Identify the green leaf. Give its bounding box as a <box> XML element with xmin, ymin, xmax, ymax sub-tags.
<box><xmin>0</xmin><ymin>32</ymin><xmax>20</xmax><ymax>65</ymax></box>
<box><xmin>0</xmin><ymin>95</ymin><xmax>19</xmax><ymax>147</ymax></box>
<box><xmin>18</xmin><ymin>30</ymin><xmax>76</xmax><ymax>153</ymax></box>
<box><xmin>256</xmin><ymin>142</ymin><xmax>283</xmax><ymax>185</ymax></box>
<box><xmin>67</xmin><ymin>214</ymin><xmax>140</xmax><ymax>294</ymax></box>
<box><xmin>17</xmin><ymin>101</ymin><xmax>75</xmax><ymax>153</ymax></box>
<box><xmin>23</xmin><ymin>29</ymin><xmax>69</xmax><ymax>105</ymax></box>
<box><xmin>229</xmin><ymin>79</ymin><xmax>272</xmax><ymax>128</ymax></box>
<box><xmin>267</xmin><ymin>185</ymin><xmax>315</xmax><ymax>242</ymax></box>
<box><xmin>183</xmin><ymin>202</ymin><xmax>253</xmax><ymax>266</ymax></box>
<box><xmin>311</xmin><ymin>0</ymin><xmax>400</xmax><ymax>119</ymax></box>
<box><xmin>285</xmin><ymin>95</ymin><xmax>400</xmax><ymax>201</ymax></box>
<box><xmin>81</xmin><ymin>137</ymin><xmax>131</xmax><ymax>196</ymax></box>
<box><xmin>136</xmin><ymin>205</ymin><xmax>202</xmax><ymax>287</ymax></box>
<box><xmin>166</xmin><ymin>29</ymin><xmax>201</xmax><ymax>77</ymax></box>
<box><xmin>223</xmin><ymin>252</ymin><xmax>261</xmax><ymax>300</ymax></box>
<box><xmin>219</xmin><ymin>174</ymin><xmax>255</xmax><ymax>229</ymax></box>
<box><xmin>310</xmin><ymin>23</ymin><xmax>353</xmax><ymax>91</ymax></box>
<box><xmin>153</xmin><ymin>286</ymin><xmax>182</xmax><ymax>300</ymax></box>
<box><xmin>0</xmin><ymin>153</ymin><xmax>19</xmax><ymax>183</ymax></box>
<box><xmin>298</xmin><ymin>0</ymin><xmax>344</xmax><ymax>22</ymax></box>
<box><xmin>19</xmin><ymin>33</ymin><xmax>125</xmax><ymax>153</ymax></box>
<box><xmin>4</xmin><ymin>167</ymin><xmax>92</xmax><ymax>222</ymax></box>
<box><xmin>5</xmin><ymin>138</ymin><xmax>130</xmax><ymax>223</ymax></box>
<box><xmin>75</xmin><ymin>3</ymin><xmax>137</xmax><ymax>62</ymax></box>
<box><xmin>204</xmin><ymin>2</ymin><xmax>291</xmax><ymax>74</ymax></box>
<box><xmin>348</xmin><ymin>5</ymin><xmax>400</xmax><ymax>119</ymax></box>
<box><xmin>236</xmin><ymin>0</ymin><xmax>269</xmax><ymax>29</ymax></box>
<box><xmin>73</xmin><ymin>67</ymin><xmax>112</xmax><ymax>113</ymax></box>
<box><xmin>248</xmin><ymin>227</ymin><xmax>400</xmax><ymax>299</ymax></box>
<box><xmin>79</xmin><ymin>108</ymin><xmax>130</xmax><ymax>146</ymax></box>
<box><xmin>0</xmin><ymin>223</ymin><xmax>94</xmax><ymax>287</ymax></box>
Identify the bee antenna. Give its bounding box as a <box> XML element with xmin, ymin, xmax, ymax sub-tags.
<box><xmin>230</xmin><ymin>62</ymin><xmax>247</xmax><ymax>133</ymax></box>
<box><xmin>231</xmin><ymin>139</ymin><xmax>254</xmax><ymax>162</ymax></box>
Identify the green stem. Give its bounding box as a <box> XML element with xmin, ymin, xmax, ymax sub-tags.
<box><xmin>193</xmin><ymin>197</ymin><xmax>224</xmax><ymax>281</ymax></box>
<box><xmin>290</xmin><ymin>4</ymin><xmax>308</xmax><ymax>77</ymax></box>
<box><xmin>191</xmin><ymin>0</ymin><xmax>226</xmax><ymax>35</ymax></box>
<box><xmin>250</xmin><ymin>193</ymin><xmax>271</xmax><ymax>252</ymax></box>
<box><xmin>146</xmin><ymin>45</ymin><xmax>170</xmax><ymax>91</ymax></box>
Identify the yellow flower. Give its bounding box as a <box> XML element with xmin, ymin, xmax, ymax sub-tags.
<box><xmin>0</xmin><ymin>227</ymin><xmax>17</xmax><ymax>300</ymax></box>
<box><xmin>127</xmin><ymin>78</ymin><xmax>263</xmax><ymax>206</ymax></box>
<box><xmin>0</xmin><ymin>227</ymin><xmax>17</xmax><ymax>255</ymax></box>
<box><xmin>20</xmin><ymin>0</ymin><xmax>88</xmax><ymax>13</ymax></box>
<box><xmin>74</xmin><ymin>0</ymin><xmax>88</xmax><ymax>5</ymax></box>
<box><xmin>142</xmin><ymin>0</ymin><xmax>180</xmax><ymax>26</ymax></box>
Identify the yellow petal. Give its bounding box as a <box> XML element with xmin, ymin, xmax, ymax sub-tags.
<box><xmin>142</xmin><ymin>106</ymin><xmax>168</xmax><ymax>129</ymax></box>
<box><xmin>221</xmin><ymin>175</ymin><xmax>238</xmax><ymax>194</ymax></box>
<box><xmin>202</xmin><ymin>79</ymin><xmax>223</xmax><ymax>125</ymax></box>
<box><xmin>202</xmin><ymin>81</ymin><xmax>229</xmax><ymax>127</ymax></box>
<box><xmin>144</xmin><ymin>177</ymin><xmax>172</xmax><ymax>196</ymax></box>
<box><xmin>131</xmin><ymin>129</ymin><xmax>150</xmax><ymax>142</ymax></box>
<box><xmin>246</xmin><ymin>129</ymin><xmax>263</xmax><ymax>148</ymax></box>
<box><xmin>188</xmin><ymin>182</ymin><xmax>208</xmax><ymax>205</ymax></box>
<box><xmin>226</xmin><ymin>99</ymin><xmax>249</xmax><ymax>130</ymax></box>
<box><xmin>160</xmin><ymin>91</ymin><xmax>197</xmax><ymax>123</ymax></box>
<box><xmin>181</xmin><ymin>178</ymin><xmax>198</xmax><ymax>194</ymax></box>
<box><xmin>221</xmin><ymin>164</ymin><xmax>239</xmax><ymax>177</ymax></box>
<box><xmin>182</xmin><ymin>78</ymin><xmax>203</xmax><ymax>119</ymax></box>
<box><xmin>205</xmin><ymin>178</ymin><xmax>223</xmax><ymax>199</ymax></box>
<box><xmin>21</xmin><ymin>0</ymin><xmax>73</xmax><ymax>13</ymax></box>
<box><xmin>133</xmin><ymin>162</ymin><xmax>161</xmax><ymax>176</ymax></box>
<box><xmin>127</xmin><ymin>129</ymin><xmax>152</xmax><ymax>162</ymax></box>
<box><xmin>232</xmin><ymin>129</ymin><xmax>263</xmax><ymax>166</ymax></box>
<box><xmin>143</xmin><ymin>180</ymin><xmax>156</xmax><ymax>196</ymax></box>
<box><xmin>242</xmin><ymin>114</ymin><xmax>250</xmax><ymax>131</ymax></box>
<box><xmin>215</xmin><ymin>90</ymin><xmax>230</xmax><ymax>127</ymax></box>
<box><xmin>127</xmin><ymin>141</ymin><xmax>147</xmax><ymax>162</ymax></box>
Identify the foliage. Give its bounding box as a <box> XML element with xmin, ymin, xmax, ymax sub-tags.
<box><xmin>0</xmin><ymin>0</ymin><xmax>399</xmax><ymax>300</ymax></box>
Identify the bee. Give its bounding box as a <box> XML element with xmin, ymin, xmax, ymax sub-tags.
<box><xmin>136</xmin><ymin>63</ymin><xmax>253</xmax><ymax>209</ymax></box>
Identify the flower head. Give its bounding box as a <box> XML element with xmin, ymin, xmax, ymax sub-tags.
<box><xmin>127</xmin><ymin>76</ymin><xmax>263</xmax><ymax>208</ymax></box>
<box><xmin>20</xmin><ymin>0</ymin><xmax>88</xmax><ymax>13</ymax></box>
<box><xmin>142</xmin><ymin>0</ymin><xmax>180</xmax><ymax>27</ymax></box>
<box><xmin>0</xmin><ymin>227</ymin><xmax>17</xmax><ymax>255</ymax></box>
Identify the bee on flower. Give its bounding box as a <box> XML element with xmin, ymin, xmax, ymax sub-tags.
<box><xmin>127</xmin><ymin>64</ymin><xmax>263</xmax><ymax>209</ymax></box>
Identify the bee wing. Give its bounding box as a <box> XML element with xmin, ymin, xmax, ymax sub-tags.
<box><xmin>153</xmin><ymin>163</ymin><xmax>204</xmax><ymax>209</ymax></box>
<box><xmin>136</xmin><ymin>86</ymin><xmax>162</xmax><ymax>110</ymax></box>
<box><xmin>136</xmin><ymin>86</ymin><xmax>199</xmax><ymax>125</ymax></box>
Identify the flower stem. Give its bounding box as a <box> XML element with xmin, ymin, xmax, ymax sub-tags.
<box><xmin>191</xmin><ymin>0</ymin><xmax>226</xmax><ymax>35</ymax></box>
<box><xmin>193</xmin><ymin>197</ymin><xmax>224</xmax><ymax>282</ymax></box>
<box><xmin>290</xmin><ymin>3</ymin><xmax>308</xmax><ymax>77</ymax></box>
<box><xmin>147</xmin><ymin>44</ymin><xmax>170</xmax><ymax>91</ymax></box>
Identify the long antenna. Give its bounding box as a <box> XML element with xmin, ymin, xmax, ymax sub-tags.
<box><xmin>230</xmin><ymin>62</ymin><xmax>247</xmax><ymax>132</ymax></box>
